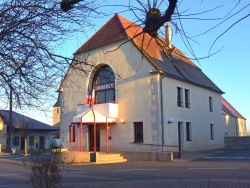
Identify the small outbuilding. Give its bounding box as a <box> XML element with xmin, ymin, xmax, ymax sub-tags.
<box><xmin>0</xmin><ymin>110</ymin><xmax>58</xmax><ymax>153</ymax></box>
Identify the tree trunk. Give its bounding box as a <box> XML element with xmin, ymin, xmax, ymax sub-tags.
<box><xmin>24</xmin><ymin>137</ymin><xmax>28</xmax><ymax>155</ymax></box>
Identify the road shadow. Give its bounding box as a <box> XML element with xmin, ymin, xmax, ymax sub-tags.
<box><xmin>174</xmin><ymin>146</ymin><xmax>250</xmax><ymax>162</ymax></box>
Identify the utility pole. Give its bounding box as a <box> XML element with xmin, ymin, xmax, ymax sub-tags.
<box><xmin>9</xmin><ymin>86</ymin><xmax>13</xmax><ymax>152</ymax></box>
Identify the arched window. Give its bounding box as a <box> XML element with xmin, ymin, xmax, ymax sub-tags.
<box><xmin>92</xmin><ymin>65</ymin><xmax>115</xmax><ymax>104</ymax></box>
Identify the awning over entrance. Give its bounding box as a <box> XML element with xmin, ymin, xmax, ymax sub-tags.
<box><xmin>72</xmin><ymin>108</ymin><xmax>116</xmax><ymax>124</ymax></box>
<box><xmin>70</xmin><ymin>103</ymin><xmax>118</xmax><ymax>153</ymax></box>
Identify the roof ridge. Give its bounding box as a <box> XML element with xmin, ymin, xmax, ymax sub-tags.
<box><xmin>74</xmin><ymin>14</ymin><xmax>130</xmax><ymax>54</ymax></box>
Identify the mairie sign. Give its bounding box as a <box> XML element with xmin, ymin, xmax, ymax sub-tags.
<box><xmin>94</xmin><ymin>82</ymin><xmax>115</xmax><ymax>91</ymax></box>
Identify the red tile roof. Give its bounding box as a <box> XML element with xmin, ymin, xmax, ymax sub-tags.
<box><xmin>222</xmin><ymin>98</ymin><xmax>246</xmax><ymax>119</ymax></box>
<box><xmin>75</xmin><ymin>14</ymin><xmax>194</xmax><ymax>66</ymax></box>
<box><xmin>73</xmin><ymin>14</ymin><xmax>223</xmax><ymax>94</ymax></box>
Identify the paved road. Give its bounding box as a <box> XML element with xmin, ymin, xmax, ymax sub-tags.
<box><xmin>1</xmin><ymin>146</ymin><xmax>250</xmax><ymax>187</ymax></box>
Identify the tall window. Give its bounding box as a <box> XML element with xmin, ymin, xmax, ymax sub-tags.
<box><xmin>185</xmin><ymin>89</ymin><xmax>190</xmax><ymax>108</ymax></box>
<box><xmin>177</xmin><ymin>87</ymin><xmax>183</xmax><ymax>107</ymax></box>
<box><xmin>92</xmin><ymin>65</ymin><xmax>115</xmax><ymax>104</ymax></box>
<box><xmin>134</xmin><ymin>122</ymin><xmax>143</xmax><ymax>142</ymax></box>
<box><xmin>29</xmin><ymin>136</ymin><xmax>34</xmax><ymax>146</ymax></box>
<box><xmin>209</xmin><ymin>96</ymin><xmax>213</xmax><ymax>112</ymax></box>
<box><xmin>186</xmin><ymin>122</ymin><xmax>192</xmax><ymax>141</ymax></box>
<box><xmin>210</xmin><ymin>124</ymin><xmax>214</xmax><ymax>140</ymax></box>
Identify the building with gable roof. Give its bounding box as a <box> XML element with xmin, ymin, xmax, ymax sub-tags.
<box><xmin>59</xmin><ymin>14</ymin><xmax>225</xmax><ymax>153</ymax></box>
<box><xmin>222</xmin><ymin>98</ymin><xmax>247</xmax><ymax>137</ymax></box>
<box><xmin>0</xmin><ymin>110</ymin><xmax>58</xmax><ymax>153</ymax></box>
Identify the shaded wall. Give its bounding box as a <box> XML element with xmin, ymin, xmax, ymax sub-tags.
<box><xmin>224</xmin><ymin>136</ymin><xmax>250</xmax><ymax>147</ymax></box>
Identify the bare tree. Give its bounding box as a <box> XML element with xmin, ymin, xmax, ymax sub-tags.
<box><xmin>0</xmin><ymin>0</ymin><xmax>104</xmax><ymax>113</ymax></box>
<box><xmin>14</xmin><ymin>118</ymin><xmax>32</xmax><ymax>155</ymax></box>
<box><xmin>2</xmin><ymin>0</ymin><xmax>247</xmax><ymax>112</ymax></box>
<box><xmin>61</xmin><ymin>0</ymin><xmax>249</xmax><ymax>59</ymax></box>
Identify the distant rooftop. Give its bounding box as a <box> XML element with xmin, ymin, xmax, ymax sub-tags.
<box><xmin>0</xmin><ymin>110</ymin><xmax>58</xmax><ymax>131</ymax></box>
<box><xmin>222</xmin><ymin>98</ymin><xmax>246</xmax><ymax>119</ymax></box>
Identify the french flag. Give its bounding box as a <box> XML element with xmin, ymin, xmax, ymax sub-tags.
<box><xmin>90</xmin><ymin>92</ymin><xmax>95</xmax><ymax>104</ymax></box>
<box><xmin>86</xmin><ymin>92</ymin><xmax>95</xmax><ymax>105</ymax></box>
<box><xmin>86</xmin><ymin>94</ymin><xmax>91</xmax><ymax>104</ymax></box>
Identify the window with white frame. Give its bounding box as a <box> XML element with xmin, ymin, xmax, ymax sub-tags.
<box><xmin>210</xmin><ymin>124</ymin><xmax>214</xmax><ymax>140</ymax></box>
<box><xmin>177</xmin><ymin>87</ymin><xmax>183</xmax><ymax>107</ymax></box>
<box><xmin>177</xmin><ymin>87</ymin><xmax>191</xmax><ymax>108</ymax></box>
<box><xmin>186</xmin><ymin>122</ymin><xmax>192</xmax><ymax>141</ymax></box>
<box><xmin>209</xmin><ymin>96</ymin><xmax>213</xmax><ymax>112</ymax></box>
<box><xmin>185</xmin><ymin>89</ymin><xmax>190</xmax><ymax>108</ymax></box>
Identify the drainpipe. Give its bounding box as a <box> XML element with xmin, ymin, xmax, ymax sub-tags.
<box><xmin>159</xmin><ymin>72</ymin><xmax>165</xmax><ymax>151</ymax></box>
<box><xmin>9</xmin><ymin>86</ymin><xmax>13</xmax><ymax>152</ymax></box>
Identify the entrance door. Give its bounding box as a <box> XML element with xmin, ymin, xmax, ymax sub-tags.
<box><xmin>178</xmin><ymin>122</ymin><xmax>184</xmax><ymax>158</ymax></box>
<box><xmin>89</xmin><ymin>125</ymin><xmax>100</xmax><ymax>151</ymax></box>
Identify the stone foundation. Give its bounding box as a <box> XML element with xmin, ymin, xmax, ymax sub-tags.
<box><xmin>224</xmin><ymin>136</ymin><xmax>250</xmax><ymax>147</ymax></box>
<box><xmin>120</xmin><ymin>151</ymin><xmax>173</xmax><ymax>162</ymax></box>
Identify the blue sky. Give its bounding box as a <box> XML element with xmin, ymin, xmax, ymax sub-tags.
<box><xmin>11</xmin><ymin>1</ymin><xmax>250</xmax><ymax>132</ymax></box>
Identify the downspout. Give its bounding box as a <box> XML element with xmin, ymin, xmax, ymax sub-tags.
<box><xmin>160</xmin><ymin>72</ymin><xmax>165</xmax><ymax>151</ymax></box>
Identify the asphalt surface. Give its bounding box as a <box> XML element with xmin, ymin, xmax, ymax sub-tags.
<box><xmin>1</xmin><ymin>146</ymin><xmax>250</xmax><ymax>188</ymax></box>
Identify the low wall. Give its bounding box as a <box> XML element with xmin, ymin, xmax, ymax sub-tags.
<box><xmin>224</xmin><ymin>136</ymin><xmax>250</xmax><ymax>147</ymax></box>
<box><xmin>120</xmin><ymin>151</ymin><xmax>173</xmax><ymax>162</ymax></box>
<box><xmin>59</xmin><ymin>151</ymin><xmax>96</xmax><ymax>163</ymax></box>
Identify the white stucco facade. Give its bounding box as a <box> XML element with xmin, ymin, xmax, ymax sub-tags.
<box><xmin>60</xmin><ymin>37</ymin><xmax>224</xmax><ymax>153</ymax></box>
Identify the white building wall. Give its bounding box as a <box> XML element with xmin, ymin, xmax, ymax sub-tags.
<box><xmin>224</xmin><ymin>116</ymin><xmax>247</xmax><ymax>137</ymax></box>
<box><xmin>60</xmin><ymin>40</ymin><xmax>157</xmax><ymax>150</ymax></box>
<box><xmin>162</xmin><ymin>78</ymin><xmax>224</xmax><ymax>151</ymax></box>
<box><xmin>60</xmin><ymin>39</ymin><xmax>224</xmax><ymax>152</ymax></box>
<box><xmin>238</xmin><ymin>118</ymin><xmax>247</xmax><ymax>136</ymax></box>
